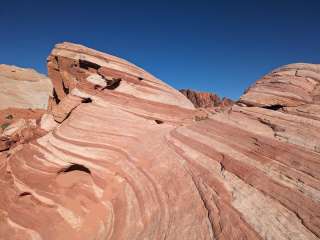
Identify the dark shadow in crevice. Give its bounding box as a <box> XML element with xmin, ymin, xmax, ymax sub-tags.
<box><xmin>155</xmin><ymin>119</ymin><xmax>164</xmax><ymax>124</ymax></box>
<box><xmin>58</xmin><ymin>163</ymin><xmax>91</xmax><ymax>175</ymax></box>
<box><xmin>53</xmin><ymin>89</ymin><xmax>60</xmax><ymax>104</ymax></box>
<box><xmin>19</xmin><ymin>192</ymin><xmax>32</xmax><ymax>197</ymax></box>
<box><xmin>94</xmin><ymin>84</ymin><xmax>101</xmax><ymax>90</ymax></box>
<box><xmin>79</xmin><ymin>59</ymin><xmax>101</xmax><ymax>70</ymax></box>
<box><xmin>81</xmin><ymin>98</ymin><xmax>92</xmax><ymax>103</ymax></box>
<box><xmin>262</xmin><ymin>104</ymin><xmax>284</xmax><ymax>111</ymax></box>
<box><xmin>62</xmin><ymin>80</ymin><xmax>69</xmax><ymax>95</ymax></box>
<box><xmin>59</xmin><ymin>110</ymin><xmax>72</xmax><ymax>124</ymax></box>
<box><xmin>104</xmin><ymin>78</ymin><xmax>122</xmax><ymax>90</ymax></box>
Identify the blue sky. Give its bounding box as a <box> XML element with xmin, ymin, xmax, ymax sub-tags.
<box><xmin>1</xmin><ymin>0</ymin><xmax>320</xmax><ymax>99</ymax></box>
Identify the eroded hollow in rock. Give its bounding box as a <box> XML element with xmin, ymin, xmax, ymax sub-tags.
<box><xmin>18</xmin><ymin>192</ymin><xmax>32</xmax><ymax>197</ymax></box>
<box><xmin>155</xmin><ymin>119</ymin><xmax>164</xmax><ymax>124</ymax></box>
<box><xmin>94</xmin><ymin>84</ymin><xmax>101</xmax><ymax>90</ymax></box>
<box><xmin>262</xmin><ymin>104</ymin><xmax>284</xmax><ymax>111</ymax></box>
<box><xmin>58</xmin><ymin>163</ymin><xmax>91</xmax><ymax>175</ymax></box>
<box><xmin>105</xmin><ymin>78</ymin><xmax>122</xmax><ymax>90</ymax></box>
<box><xmin>79</xmin><ymin>59</ymin><xmax>101</xmax><ymax>70</ymax></box>
<box><xmin>53</xmin><ymin>89</ymin><xmax>60</xmax><ymax>104</ymax></box>
<box><xmin>81</xmin><ymin>98</ymin><xmax>92</xmax><ymax>103</ymax></box>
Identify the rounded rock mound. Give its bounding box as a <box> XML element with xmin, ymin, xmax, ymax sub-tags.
<box><xmin>0</xmin><ymin>64</ymin><xmax>52</xmax><ymax>110</ymax></box>
<box><xmin>240</xmin><ymin>63</ymin><xmax>320</xmax><ymax>108</ymax></box>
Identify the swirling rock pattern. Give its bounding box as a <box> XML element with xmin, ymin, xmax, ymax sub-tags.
<box><xmin>0</xmin><ymin>43</ymin><xmax>319</xmax><ymax>240</ymax></box>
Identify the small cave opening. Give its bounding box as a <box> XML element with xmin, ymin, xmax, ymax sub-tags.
<box><xmin>138</xmin><ymin>77</ymin><xmax>144</xmax><ymax>80</ymax></box>
<box><xmin>58</xmin><ymin>163</ymin><xmax>91</xmax><ymax>175</ymax></box>
<box><xmin>81</xmin><ymin>98</ymin><xmax>92</xmax><ymax>103</ymax></box>
<box><xmin>79</xmin><ymin>59</ymin><xmax>101</xmax><ymax>70</ymax></box>
<box><xmin>262</xmin><ymin>104</ymin><xmax>284</xmax><ymax>111</ymax></box>
<box><xmin>155</xmin><ymin>119</ymin><xmax>164</xmax><ymax>124</ymax></box>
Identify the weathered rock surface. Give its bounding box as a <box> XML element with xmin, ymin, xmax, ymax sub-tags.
<box><xmin>0</xmin><ymin>44</ymin><xmax>319</xmax><ymax>240</ymax></box>
<box><xmin>0</xmin><ymin>108</ymin><xmax>45</xmax><ymax>128</ymax></box>
<box><xmin>0</xmin><ymin>108</ymin><xmax>46</xmax><ymax>152</ymax></box>
<box><xmin>238</xmin><ymin>63</ymin><xmax>320</xmax><ymax>151</ymax></box>
<box><xmin>0</xmin><ymin>64</ymin><xmax>52</xmax><ymax>110</ymax></box>
<box><xmin>180</xmin><ymin>89</ymin><xmax>233</xmax><ymax>108</ymax></box>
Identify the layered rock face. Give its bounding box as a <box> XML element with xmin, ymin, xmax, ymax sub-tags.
<box><xmin>180</xmin><ymin>89</ymin><xmax>233</xmax><ymax>108</ymax></box>
<box><xmin>238</xmin><ymin>63</ymin><xmax>320</xmax><ymax>151</ymax></box>
<box><xmin>0</xmin><ymin>64</ymin><xmax>52</xmax><ymax>110</ymax></box>
<box><xmin>0</xmin><ymin>44</ymin><xmax>319</xmax><ymax>240</ymax></box>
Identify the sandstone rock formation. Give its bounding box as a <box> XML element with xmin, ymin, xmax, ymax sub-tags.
<box><xmin>0</xmin><ymin>107</ymin><xmax>46</xmax><ymax>152</ymax></box>
<box><xmin>238</xmin><ymin>63</ymin><xmax>320</xmax><ymax>152</ymax></box>
<box><xmin>0</xmin><ymin>64</ymin><xmax>51</xmax><ymax>155</ymax></box>
<box><xmin>0</xmin><ymin>64</ymin><xmax>52</xmax><ymax>110</ymax></box>
<box><xmin>180</xmin><ymin>89</ymin><xmax>233</xmax><ymax>108</ymax></box>
<box><xmin>0</xmin><ymin>43</ymin><xmax>319</xmax><ymax>240</ymax></box>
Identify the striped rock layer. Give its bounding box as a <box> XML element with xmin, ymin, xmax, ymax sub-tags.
<box><xmin>0</xmin><ymin>43</ymin><xmax>319</xmax><ymax>240</ymax></box>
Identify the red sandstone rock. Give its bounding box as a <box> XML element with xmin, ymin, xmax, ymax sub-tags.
<box><xmin>239</xmin><ymin>63</ymin><xmax>320</xmax><ymax>108</ymax></box>
<box><xmin>180</xmin><ymin>89</ymin><xmax>233</xmax><ymax>109</ymax></box>
<box><xmin>0</xmin><ymin>43</ymin><xmax>319</xmax><ymax>240</ymax></box>
<box><xmin>0</xmin><ymin>108</ymin><xmax>46</xmax><ymax>152</ymax></box>
<box><xmin>0</xmin><ymin>136</ymin><xmax>11</xmax><ymax>151</ymax></box>
<box><xmin>0</xmin><ymin>117</ymin><xmax>46</xmax><ymax>152</ymax></box>
<box><xmin>0</xmin><ymin>108</ymin><xmax>45</xmax><ymax>125</ymax></box>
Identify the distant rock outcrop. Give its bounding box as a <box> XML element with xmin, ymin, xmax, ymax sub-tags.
<box><xmin>0</xmin><ymin>44</ymin><xmax>319</xmax><ymax>240</ymax></box>
<box><xmin>180</xmin><ymin>89</ymin><xmax>233</xmax><ymax>108</ymax></box>
<box><xmin>0</xmin><ymin>64</ymin><xmax>52</xmax><ymax>110</ymax></box>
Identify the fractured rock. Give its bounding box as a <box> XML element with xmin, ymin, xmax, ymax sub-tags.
<box><xmin>180</xmin><ymin>88</ymin><xmax>233</xmax><ymax>108</ymax></box>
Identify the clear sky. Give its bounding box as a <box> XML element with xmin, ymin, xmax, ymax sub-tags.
<box><xmin>1</xmin><ymin>0</ymin><xmax>320</xmax><ymax>99</ymax></box>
